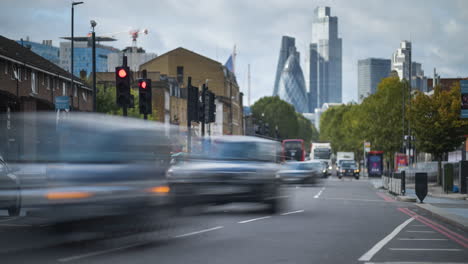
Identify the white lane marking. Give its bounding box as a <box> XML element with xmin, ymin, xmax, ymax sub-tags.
<box><xmin>406</xmin><ymin>230</ymin><xmax>436</xmax><ymax>233</ymax></box>
<box><xmin>58</xmin><ymin>242</ymin><xmax>147</xmax><ymax>262</ymax></box>
<box><xmin>281</xmin><ymin>210</ymin><xmax>304</xmax><ymax>216</ymax></box>
<box><xmin>314</xmin><ymin>187</ymin><xmax>325</xmax><ymax>199</ymax></box>
<box><xmin>389</xmin><ymin>248</ymin><xmax>463</xmax><ymax>251</ymax></box>
<box><xmin>358</xmin><ymin>217</ymin><xmax>415</xmax><ymax>262</ymax></box>
<box><xmin>58</xmin><ymin>226</ymin><xmax>225</xmax><ymax>262</ymax></box>
<box><xmin>411</xmin><ymin>224</ymin><xmax>427</xmax><ymax>227</ymax></box>
<box><xmin>397</xmin><ymin>238</ymin><xmax>448</xmax><ymax>241</ymax></box>
<box><xmin>238</xmin><ymin>216</ymin><xmax>271</xmax><ymax>224</ymax></box>
<box><xmin>319</xmin><ymin>197</ymin><xmax>386</xmax><ymax>203</ymax></box>
<box><xmin>173</xmin><ymin>226</ymin><xmax>224</xmax><ymax>238</ymax></box>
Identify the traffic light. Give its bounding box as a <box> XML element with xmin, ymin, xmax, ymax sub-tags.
<box><xmin>115</xmin><ymin>66</ymin><xmax>130</xmax><ymax>107</ymax></box>
<box><xmin>187</xmin><ymin>85</ymin><xmax>199</xmax><ymax>122</ymax></box>
<box><xmin>138</xmin><ymin>78</ymin><xmax>152</xmax><ymax>115</ymax></box>
<box><xmin>207</xmin><ymin>91</ymin><xmax>216</xmax><ymax>123</ymax></box>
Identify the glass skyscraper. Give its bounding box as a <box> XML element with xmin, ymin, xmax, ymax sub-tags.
<box><xmin>16</xmin><ymin>39</ymin><xmax>60</xmax><ymax>65</ymax></box>
<box><xmin>274</xmin><ymin>36</ymin><xmax>308</xmax><ymax>113</ymax></box>
<box><xmin>357</xmin><ymin>58</ymin><xmax>391</xmax><ymax>102</ymax></box>
<box><xmin>309</xmin><ymin>6</ymin><xmax>342</xmax><ymax>110</ymax></box>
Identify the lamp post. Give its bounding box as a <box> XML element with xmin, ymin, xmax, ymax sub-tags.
<box><xmin>90</xmin><ymin>20</ymin><xmax>97</xmax><ymax>112</ymax></box>
<box><xmin>71</xmin><ymin>1</ymin><xmax>84</xmax><ymax>111</ymax></box>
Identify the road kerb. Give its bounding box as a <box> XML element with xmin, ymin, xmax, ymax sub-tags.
<box><xmin>414</xmin><ymin>203</ymin><xmax>468</xmax><ymax>232</ymax></box>
<box><xmin>397</xmin><ymin>196</ymin><xmax>417</xmax><ymax>202</ymax></box>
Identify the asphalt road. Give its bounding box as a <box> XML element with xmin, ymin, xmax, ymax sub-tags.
<box><xmin>1</xmin><ymin>177</ymin><xmax>467</xmax><ymax>264</ymax></box>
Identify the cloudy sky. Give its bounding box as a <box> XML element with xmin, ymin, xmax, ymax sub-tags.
<box><xmin>1</xmin><ymin>0</ymin><xmax>467</xmax><ymax>105</ymax></box>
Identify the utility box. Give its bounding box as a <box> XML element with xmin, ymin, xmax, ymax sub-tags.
<box><xmin>443</xmin><ymin>163</ymin><xmax>454</xmax><ymax>193</ymax></box>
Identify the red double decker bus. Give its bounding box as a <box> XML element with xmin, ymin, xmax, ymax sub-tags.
<box><xmin>282</xmin><ymin>139</ymin><xmax>305</xmax><ymax>161</ymax></box>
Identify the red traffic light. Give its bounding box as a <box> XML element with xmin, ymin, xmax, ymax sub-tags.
<box><xmin>139</xmin><ymin>81</ymin><xmax>147</xmax><ymax>89</ymax></box>
<box><xmin>118</xmin><ymin>69</ymin><xmax>127</xmax><ymax>78</ymax></box>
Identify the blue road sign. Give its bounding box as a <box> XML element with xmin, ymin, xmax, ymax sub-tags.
<box><xmin>461</xmin><ymin>80</ymin><xmax>468</xmax><ymax>119</ymax></box>
<box><xmin>55</xmin><ymin>96</ymin><xmax>70</xmax><ymax>110</ymax></box>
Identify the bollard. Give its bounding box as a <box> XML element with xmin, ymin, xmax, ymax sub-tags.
<box><xmin>460</xmin><ymin>161</ymin><xmax>468</xmax><ymax>194</ymax></box>
<box><xmin>401</xmin><ymin>170</ymin><xmax>406</xmax><ymax>195</ymax></box>
<box><xmin>443</xmin><ymin>163</ymin><xmax>454</xmax><ymax>193</ymax></box>
<box><xmin>415</xmin><ymin>172</ymin><xmax>428</xmax><ymax>203</ymax></box>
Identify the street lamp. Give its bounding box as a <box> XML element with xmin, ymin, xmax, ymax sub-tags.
<box><xmin>90</xmin><ymin>20</ymin><xmax>97</xmax><ymax>112</ymax></box>
<box><xmin>71</xmin><ymin>1</ymin><xmax>84</xmax><ymax>111</ymax></box>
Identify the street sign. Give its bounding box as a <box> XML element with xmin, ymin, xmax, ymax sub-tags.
<box><xmin>364</xmin><ymin>141</ymin><xmax>371</xmax><ymax>152</ymax></box>
<box><xmin>461</xmin><ymin>80</ymin><xmax>468</xmax><ymax>118</ymax></box>
<box><xmin>55</xmin><ymin>96</ymin><xmax>70</xmax><ymax>110</ymax></box>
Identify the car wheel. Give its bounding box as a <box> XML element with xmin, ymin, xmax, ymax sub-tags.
<box><xmin>266</xmin><ymin>198</ymin><xmax>280</xmax><ymax>214</ymax></box>
<box><xmin>8</xmin><ymin>187</ymin><xmax>21</xmax><ymax>217</ymax></box>
<box><xmin>355</xmin><ymin>176</ymin><xmax>359</xmax><ymax>180</ymax></box>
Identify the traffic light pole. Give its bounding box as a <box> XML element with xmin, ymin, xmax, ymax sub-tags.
<box><xmin>142</xmin><ymin>70</ymin><xmax>148</xmax><ymax>120</ymax></box>
<box><xmin>201</xmin><ymin>84</ymin><xmax>207</xmax><ymax>137</ymax></box>
<box><xmin>187</xmin><ymin>77</ymin><xmax>192</xmax><ymax>153</ymax></box>
<box><xmin>123</xmin><ymin>55</ymin><xmax>128</xmax><ymax>117</ymax></box>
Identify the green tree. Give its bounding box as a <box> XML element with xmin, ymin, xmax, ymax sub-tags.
<box><xmin>408</xmin><ymin>83</ymin><xmax>468</xmax><ymax>183</ymax></box>
<box><xmin>96</xmin><ymin>85</ymin><xmax>157</xmax><ymax>120</ymax></box>
<box><xmin>251</xmin><ymin>96</ymin><xmax>299</xmax><ymax>139</ymax></box>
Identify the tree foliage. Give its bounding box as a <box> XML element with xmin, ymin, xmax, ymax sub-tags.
<box><xmin>251</xmin><ymin>96</ymin><xmax>319</xmax><ymax>148</ymax></box>
<box><xmin>96</xmin><ymin>85</ymin><xmax>157</xmax><ymax>120</ymax></box>
<box><xmin>320</xmin><ymin>76</ymin><xmax>408</xmax><ymax>166</ymax></box>
<box><xmin>408</xmin><ymin>83</ymin><xmax>468</xmax><ymax>181</ymax></box>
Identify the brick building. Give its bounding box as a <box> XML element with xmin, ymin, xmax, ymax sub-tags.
<box><xmin>140</xmin><ymin>47</ymin><xmax>244</xmax><ymax>135</ymax></box>
<box><xmin>0</xmin><ymin>35</ymin><xmax>92</xmax><ymax>159</ymax></box>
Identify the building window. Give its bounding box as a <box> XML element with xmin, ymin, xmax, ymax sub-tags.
<box><xmin>46</xmin><ymin>76</ymin><xmax>50</xmax><ymax>90</ymax></box>
<box><xmin>4</xmin><ymin>61</ymin><xmax>7</xmax><ymax>75</ymax></box>
<box><xmin>31</xmin><ymin>71</ymin><xmax>37</xmax><ymax>94</ymax></box>
<box><xmin>41</xmin><ymin>72</ymin><xmax>45</xmax><ymax>85</ymax></box>
<box><xmin>177</xmin><ymin>66</ymin><xmax>184</xmax><ymax>84</ymax></box>
<box><xmin>82</xmin><ymin>91</ymin><xmax>87</xmax><ymax>102</ymax></box>
<box><xmin>74</xmin><ymin>85</ymin><xmax>77</xmax><ymax>97</ymax></box>
<box><xmin>24</xmin><ymin>68</ymin><xmax>28</xmax><ymax>80</ymax></box>
<box><xmin>62</xmin><ymin>82</ymin><xmax>66</xmax><ymax>95</ymax></box>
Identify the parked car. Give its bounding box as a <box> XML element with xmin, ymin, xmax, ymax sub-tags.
<box><xmin>338</xmin><ymin>161</ymin><xmax>360</xmax><ymax>179</ymax></box>
<box><xmin>0</xmin><ymin>156</ymin><xmax>21</xmax><ymax>216</ymax></box>
<box><xmin>278</xmin><ymin>161</ymin><xmax>323</xmax><ymax>184</ymax></box>
<box><xmin>168</xmin><ymin>136</ymin><xmax>283</xmax><ymax>213</ymax></box>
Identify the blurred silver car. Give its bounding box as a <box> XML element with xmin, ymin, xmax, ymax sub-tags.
<box><xmin>168</xmin><ymin>136</ymin><xmax>284</xmax><ymax>213</ymax></box>
<box><xmin>278</xmin><ymin>161</ymin><xmax>323</xmax><ymax>184</ymax></box>
<box><xmin>3</xmin><ymin>113</ymin><xmax>178</xmax><ymax>232</ymax></box>
<box><xmin>0</xmin><ymin>156</ymin><xmax>21</xmax><ymax>216</ymax></box>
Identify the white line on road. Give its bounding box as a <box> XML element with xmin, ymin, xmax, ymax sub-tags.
<box><xmin>411</xmin><ymin>224</ymin><xmax>427</xmax><ymax>227</ymax></box>
<box><xmin>397</xmin><ymin>238</ymin><xmax>448</xmax><ymax>241</ymax></box>
<box><xmin>314</xmin><ymin>187</ymin><xmax>325</xmax><ymax>199</ymax></box>
<box><xmin>389</xmin><ymin>248</ymin><xmax>463</xmax><ymax>251</ymax></box>
<box><xmin>173</xmin><ymin>226</ymin><xmax>224</xmax><ymax>238</ymax></box>
<box><xmin>238</xmin><ymin>216</ymin><xmax>271</xmax><ymax>224</ymax></box>
<box><xmin>406</xmin><ymin>230</ymin><xmax>436</xmax><ymax>233</ymax></box>
<box><xmin>58</xmin><ymin>242</ymin><xmax>148</xmax><ymax>262</ymax></box>
<box><xmin>281</xmin><ymin>210</ymin><xmax>304</xmax><ymax>216</ymax></box>
<box><xmin>358</xmin><ymin>217</ymin><xmax>415</xmax><ymax>262</ymax></box>
<box><xmin>319</xmin><ymin>197</ymin><xmax>386</xmax><ymax>203</ymax></box>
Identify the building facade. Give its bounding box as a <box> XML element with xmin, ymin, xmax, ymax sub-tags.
<box><xmin>411</xmin><ymin>62</ymin><xmax>428</xmax><ymax>92</ymax></box>
<box><xmin>276</xmin><ymin>46</ymin><xmax>309</xmax><ymax>113</ymax></box>
<box><xmin>0</xmin><ymin>35</ymin><xmax>92</xmax><ymax>160</ymax></box>
<box><xmin>107</xmin><ymin>47</ymin><xmax>157</xmax><ymax>72</ymax></box>
<box><xmin>140</xmin><ymin>47</ymin><xmax>243</xmax><ymax>135</ymax></box>
<box><xmin>357</xmin><ymin>58</ymin><xmax>391</xmax><ymax>102</ymax></box>
<box><xmin>60</xmin><ymin>40</ymin><xmax>119</xmax><ymax>76</ymax></box>
<box><xmin>273</xmin><ymin>36</ymin><xmax>296</xmax><ymax>96</ymax></box>
<box><xmin>391</xmin><ymin>41</ymin><xmax>411</xmax><ymax>81</ymax></box>
<box><xmin>16</xmin><ymin>39</ymin><xmax>60</xmax><ymax>66</ymax></box>
<box><xmin>309</xmin><ymin>6</ymin><xmax>342</xmax><ymax>110</ymax></box>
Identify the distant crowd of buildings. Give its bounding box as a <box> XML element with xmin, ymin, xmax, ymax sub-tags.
<box><xmin>16</xmin><ymin>36</ymin><xmax>157</xmax><ymax>77</ymax></box>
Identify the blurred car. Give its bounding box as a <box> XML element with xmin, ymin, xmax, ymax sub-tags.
<box><xmin>168</xmin><ymin>136</ymin><xmax>283</xmax><ymax>213</ymax></box>
<box><xmin>5</xmin><ymin>113</ymin><xmax>178</xmax><ymax>233</ymax></box>
<box><xmin>0</xmin><ymin>155</ymin><xmax>21</xmax><ymax>216</ymax></box>
<box><xmin>278</xmin><ymin>161</ymin><xmax>323</xmax><ymax>184</ymax></box>
<box><xmin>338</xmin><ymin>161</ymin><xmax>360</xmax><ymax>179</ymax></box>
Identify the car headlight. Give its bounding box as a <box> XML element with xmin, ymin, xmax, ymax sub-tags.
<box><xmin>322</xmin><ymin>169</ymin><xmax>326</xmax><ymax>173</ymax></box>
<box><xmin>354</xmin><ymin>169</ymin><xmax>360</xmax><ymax>173</ymax></box>
<box><xmin>341</xmin><ymin>169</ymin><xmax>345</xmax><ymax>173</ymax></box>
<box><xmin>328</xmin><ymin>166</ymin><xmax>332</xmax><ymax>170</ymax></box>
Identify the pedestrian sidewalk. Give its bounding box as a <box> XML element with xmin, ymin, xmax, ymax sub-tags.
<box><xmin>403</xmin><ymin>187</ymin><xmax>468</xmax><ymax>231</ymax></box>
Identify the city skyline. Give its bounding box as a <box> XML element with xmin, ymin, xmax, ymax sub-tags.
<box><xmin>1</xmin><ymin>0</ymin><xmax>467</xmax><ymax>105</ymax></box>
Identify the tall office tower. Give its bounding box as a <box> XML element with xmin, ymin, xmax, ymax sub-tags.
<box><xmin>273</xmin><ymin>36</ymin><xmax>296</xmax><ymax>96</ymax></box>
<box><xmin>273</xmin><ymin>36</ymin><xmax>308</xmax><ymax>113</ymax></box>
<box><xmin>357</xmin><ymin>58</ymin><xmax>391</xmax><ymax>102</ymax></box>
<box><xmin>309</xmin><ymin>6</ymin><xmax>342</xmax><ymax>110</ymax></box>
<box><xmin>391</xmin><ymin>40</ymin><xmax>412</xmax><ymax>81</ymax></box>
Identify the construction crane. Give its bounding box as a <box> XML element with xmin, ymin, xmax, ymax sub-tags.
<box><xmin>88</xmin><ymin>28</ymin><xmax>149</xmax><ymax>49</ymax></box>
